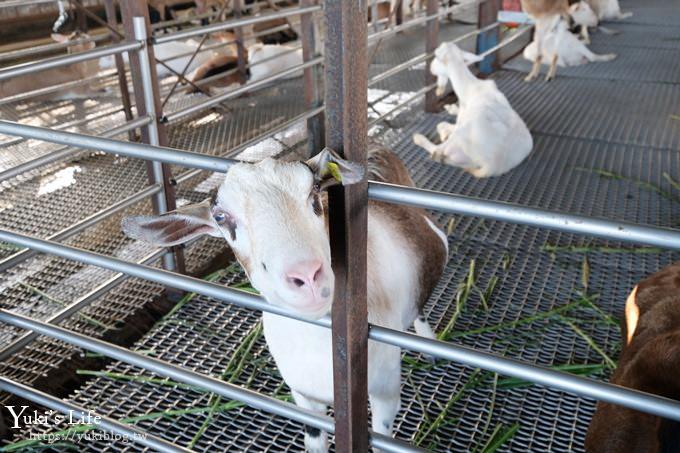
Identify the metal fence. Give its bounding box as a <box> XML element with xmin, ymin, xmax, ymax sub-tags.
<box><xmin>0</xmin><ymin>0</ymin><xmax>678</xmax><ymax>452</ymax></box>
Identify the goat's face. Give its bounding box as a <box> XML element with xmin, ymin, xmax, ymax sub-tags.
<box><xmin>569</xmin><ymin>1</ymin><xmax>598</xmax><ymax>27</ymax></box>
<box><xmin>122</xmin><ymin>149</ymin><xmax>364</xmax><ymax>320</ymax></box>
<box><xmin>431</xmin><ymin>42</ymin><xmax>482</xmax><ymax>95</ymax></box>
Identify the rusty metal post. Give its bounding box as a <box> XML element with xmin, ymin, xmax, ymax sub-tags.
<box><xmin>324</xmin><ymin>0</ymin><xmax>369</xmax><ymax>451</ymax></box>
<box><xmin>424</xmin><ymin>0</ymin><xmax>439</xmax><ymax>112</ymax></box>
<box><xmin>476</xmin><ymin>0</ymin><xmax>501</xmax><ymax>74</ymax></box>
<box><xmin>120</xmin><ymin>0</ymin><xmax>186</xmax><ymax>275</ymax></box>
<box><xmin>233</xmin><ymin>0</ymin><xmax>248</xmax><ymax>84</ymax></box>
<box><xmin>103</xmin><ymin>0</ymin><xmax>136</xmax><ymax>141</ymax></box>
<box><xmin>300</xmin><ymin>0</ymin><xmax>324</xmax><ymax>156</ymax></box>
<box><xmin>395</xmin><ymin>0</ymin><xmax>403</xmax><ymax>25</ymax></box>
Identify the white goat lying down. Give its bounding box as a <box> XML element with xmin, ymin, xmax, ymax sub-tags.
<box><xmin>413</xmin><ymin>42</ymin><xmax>533</xmax><ymax>178</ymax></box>
<box><xmin>123</xmin><ymin>145</ymin><xmax>447</xmax><ymax>452</ymax></box>
<box><xmin>523</xmin><ymin>14</ymin><xmax>617</xmax><ymax>68</ymax></box>
<box><xmin>588</xmin><ymin>0</ymin><xmax>633</xmax><ymax>21</ymax></box>
<box><xmin>247</xmin><ymin>42</ymin><xmax>304</xmax><ymax>83</ymax></box>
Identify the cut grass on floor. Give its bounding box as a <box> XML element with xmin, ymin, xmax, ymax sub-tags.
<box><xmin>541</xmin><ymin>244</ymin><xmax>664</xmax><ymax>254</ymax></box>
<box><xmin>575</xmin><ymin>167</ymin><xmax>680</xmax><ymax>203</ymax></box>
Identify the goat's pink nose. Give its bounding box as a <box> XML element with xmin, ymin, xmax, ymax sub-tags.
<box><xmin>285</xmin><ymin>260</ymin><xmax>324</xmax><ymax>291</ymax></box>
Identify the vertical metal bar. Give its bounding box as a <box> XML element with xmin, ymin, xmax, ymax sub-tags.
<box><xmin>371</xmin><ymin>0</ymin><xmax>379</xmax><ymax>31</ymax></box>
<box><xmin>133</xmin><ymin>17</ymin><xmax>177</xmax><ymax>272</ymax></box>
<box><xmin>395</xmin><ymin>0</ymin><xmax>404</xmax><ymax>26</ymax></box>
<box><xmin>103</xmin><ymin>0</ymin><xmax>136</xmax><ymax>142</ymax></box>
<box><xmin>121</xmin><ymin>0</ymin><xmax>185</xmax><ymax>275</ymax></box>
<box><xmin>324</xmin><ymin>0</ymin><xmax>369</xmax><ymax>451</ymax></box>
<box><xmin>233</xmin><ymin>0</ymin><xmax>248</xmax><ymax>84</ymax></box>
<box><xmin>476</xmin><ymin>0</ymin><xmax>501</xmax><ymax>74</ymax></box>
<box><xmin>301</xmin><ymin>0</ymin><xmax>324</xmax><ymax>156</ymax></box>
<box><xmin>424</xmin><ymin>0</ymin><xmax>439</xmax><ymax>112</ymax></box>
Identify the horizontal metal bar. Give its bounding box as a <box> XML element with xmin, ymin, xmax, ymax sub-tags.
<box><xmin>159</xmin><ymin>21</ymin><xmax>300</xmax><ymax>64</ymax></box>
<box><xmin>0</xmin><ymin>377</ymin><xmax>190</xmax><ymax>453</ymax></box>
<box><xmin>186</xmin><ymin>43</ymin><xmax>304</xmax><ymax>90</ymax></box>
<box><xmin>174</xmin><ymin>105</ymin><xmax>326</xmax><ymax>184</ymax></box>
<box><xmin>150</xmin><ymin>0</ymin><xmax>292</xmax><ymax>31</ymax></box>
<box><xmin>367</xmin><ymin>0</ymin><xmax>481</xmax><ymax>44</ymax></box>
<box><xmin>0</xmin><ymin>0</ymin><xmax>58</xmax><ymax>8</ymax></box>
<box><xmin>0</xmin><ymin>228</ymin><xmax>328</xmax><ymax>327</ymax></box>
<box><xmin>0</xmin><ymin>116</ymin><xmax>151</xmax><ymax>183</ymax></box>
<box><xmin>0</xmin><ymin>69</ymin><xmax>119</xmax><ymax>105</ymax></box>
<box><xmin>0</xmin><ymin>105</ymin><xmax>122</xmax><ymax>146</ymax></box>
<box><xmin>368</xmin><ymin>23</ymin><xmax>499</xmax><ymax>88</ymax></box>
<box><xmin>0</xmin><ymin>184</ymin><xmax>162</xmax><ymax>272</ymax></box>
<box><xmin>155</xmin><ymin>6</ymin><xmax>321</xmax><ymax>44</ymax></box>
<box><xmin>368</xmin><ymin>182</ymin><xmax>680</xmax><ymax>250</ymax></box>
<box><xmin>477</xmin><ymin>24</ymin><xmax>531</xmax><ymax>59</ymax></box>
<box><xmin>369</xmin><ymin>326</ymin><xmax>680</xmax><ymax>422</ymax></box>
<box><xmin>0</xmin><ymin>310</ymin><xmax>333</xmax><ymax>431</ymax></box>
<box><xmin>0</xmin><ymin>34</ymin><xmax>110</xmax><ymax>64</ymax></box>
<box><xmin>163</xmin><ymin>56</ymin><xmax>323</xmax><ymax>123</ymax></box>
<box><xmin>3</xmin><ymin>120</ymin><xmax>680</xmax><ymax>250</ymax></box>
<box><xmin>0</xmin><ymin>311</ymin><xmax>417</xmax><ymax>453</ymax></box>
<box><xmin>0</xmin><ymin>120</ymin><xmax>233</xmax><ymax>174</ymax></box>
<box><xmin>0</xmin><ymin>41</ymin><xmax>143</xmax><ymax>82</ymax></box>
<box><xmin>0</xmin><ymin>248</ymin><xmax>164</xmax><ymax>362</ymax></box>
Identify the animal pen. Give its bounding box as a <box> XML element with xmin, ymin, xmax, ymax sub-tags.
<box><xmin>0</xmin><ymin>0</ymin><xmax>678</xmax><ymax>451</ymax></box>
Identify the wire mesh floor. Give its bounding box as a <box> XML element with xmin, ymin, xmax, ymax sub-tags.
<box><xmin>2</xmin><ymin>0</ymin><xmax>680</xmax><ymax>450</ymax></box>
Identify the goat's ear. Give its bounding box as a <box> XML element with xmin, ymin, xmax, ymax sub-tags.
<box><xmin>122</xmin><ymin>199</ymin><xmax>221</xmax><ymax>247</ymax></box>
<box><xmin>462</xmin><ymin>51</ymin><xmax>483</xmax><ymax>64</ymax></box>
<box><xmin>51</xmin><ymin>33</ymin><xmax>69</xmax><ymax>43</ymax></box>
<box><xmin>306</xmin><ymin>148</ymin><xmax>365</xmax><ymax>188</ymax></box>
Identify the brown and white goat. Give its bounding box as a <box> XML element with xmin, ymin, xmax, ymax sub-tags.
<box><xmin>586</xmin><ymin>262</ymin><xmax>680</xmax><ymax>453</ymax></box>
<box><xmin>122</xmin><ymin>145</ymin><xmax>447</xmax><ymax>452</ymax></box>
<box><xmin>521</xmin><ymin>0</ymin><xmax>570</xmax><ymax>81</ymax></box>
<box><xmin>0</xmin><ymin>33</ymin><xmax>102</xmax><ymax>101</ymax></box>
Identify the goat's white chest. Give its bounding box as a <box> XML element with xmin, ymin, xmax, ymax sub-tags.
<box><xmin>262</xmin><ymin>313</ymin><xmax>335</xmax><ymax>403</ymax></box>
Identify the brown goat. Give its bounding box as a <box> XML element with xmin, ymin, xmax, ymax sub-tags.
<box><xmin>521</xmin><ymin>0</ymin><xmax>570</xmax><ymax>81</ymax></box>
<box><xmin>586</xmin><ymin>262</ymin><xmax>680</xmax><ymax>453</ymax></box>
<box><xmin>188</xmin><ymin>53</ymin><xmax>246</xmax><ymax>93</ymax></box>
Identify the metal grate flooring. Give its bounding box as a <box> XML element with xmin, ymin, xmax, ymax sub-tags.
<box><xmin>3</xmin><ymin>0</ymin><xmax>680</xmax><ymax>450</ymax></box>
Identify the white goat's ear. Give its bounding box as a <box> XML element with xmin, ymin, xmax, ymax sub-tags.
<box><xmin>306</xmin><ymin>148</ymin><xmax>365</xmax><ymax>188</ymax></box>
<box><xmin>51</xmin><ymin>33</ymin><xmax>69</xmax><ymax>43</ymax></box>
<box><xmin>122</xmin><ymin>199</ymin><xmax>221</xmax><ymax>247</ymax></box>
<box><xmin>462</xmin><ymin>51</ymin><xmax>483</xmax><ymax>64</ymax></box>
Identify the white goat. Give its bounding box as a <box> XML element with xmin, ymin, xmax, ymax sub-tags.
<box><xmin>523</xmin><ymin>14</ymin><xmax>616</xmax><ymax>67</ymax></box>
<box><xmin>587</xmin><ymin>0</ymin><xmax>633</xmax><ymax>21</ymax></box>
<box><xmin>247</xmin><ymin>42</ymin><xmax>303</xmax><ymax>82</ymax></box>
<box><xmin>0</xmin><ymin>33</ymin><xmax>103</xmax><ymax>101</ymax></box>
<box><xmin>413</xmin><ymin>42</ymin><xmax>533</xmax><ymax>178</ymax></box>
<box><xmin>99</xmin><ymin>40</ymin><xmax>218</xmax><ymax>78</ymax></box>
<box><xmin>122</xmin><ymin>145</ymin><xmax>448</xmax><ymax>452</ymax></box>
<box><xmin>569</xmin><ymin>1</ymin><xmax>599</xmax><ymax>43</ymax></box>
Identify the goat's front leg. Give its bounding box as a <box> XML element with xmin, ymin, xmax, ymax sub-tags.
<box><xmin>293</xmin><ymin>391</ymin><xmax>328</xmax><ymax>453</ymax></box>
<box><xmin>436</xmin><ymin>121</ymin><xmax>456</xmax><ymax>142</ymax></box>
<box><xmin>545</xmin><ymin>53</ymin><xmax>559</xmax><ymax>81</ymax></box>
<box><xmin>580</xmin><ymin>26</ymin><xmax>590</xmax><ymax>44</ymax></box>
<box><xmin>443</xmin><ymin>103</ymin><xmax>459</xmax><ymax>115</ymax></box>
<box><xmin>369</xmin><ymin>364</ymin><xmax>401</xmax><ymax>452</ymax></box>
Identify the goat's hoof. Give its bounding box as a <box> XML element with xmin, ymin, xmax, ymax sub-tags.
<box><xmin>523</xmin><ymin>74</ymin><xmax>535</xmax><ymax>82</ymax></box>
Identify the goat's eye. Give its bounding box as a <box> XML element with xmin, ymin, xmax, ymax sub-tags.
<box><xmin>213</xmin><ymin>213</ymin><xmax>226</xmax><ymax>224</ymax></box>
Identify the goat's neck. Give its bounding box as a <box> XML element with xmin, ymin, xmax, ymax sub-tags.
<box><xmin>444</xmin><ymin>61</ymin><xmax>478</xmax><ymax>102</ymax></box>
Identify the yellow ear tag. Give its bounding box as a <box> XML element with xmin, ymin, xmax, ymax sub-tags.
<box><xmin>326</xmin><ymin>162</ymin><xmax>343</xmax><ymax>182</ymax></box>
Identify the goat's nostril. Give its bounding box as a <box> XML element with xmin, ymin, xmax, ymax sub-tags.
<box><xmin>289</xmin><ymin>277</ymin><xmax>305</xmax><ymax>288</ymax></box>
<box><xmin>313</xmin><ymin>265</ymin><xmax>323</xmax><ymax>282</ymax></box>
